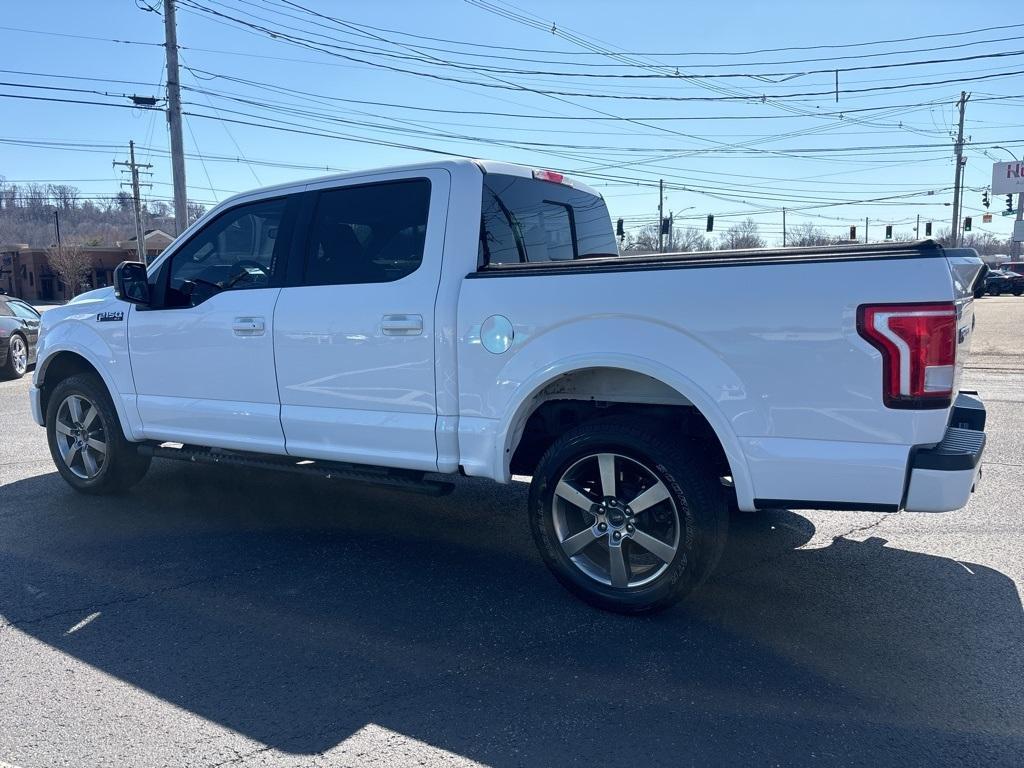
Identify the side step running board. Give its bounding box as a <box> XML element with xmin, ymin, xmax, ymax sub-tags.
<box><xmin>137</xmin><ymin>443</ymin><xmax>455</xmax><ymax>496</ymax></box>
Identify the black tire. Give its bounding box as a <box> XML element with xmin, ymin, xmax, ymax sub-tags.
<box><xmin>1</xmin><ymin>333</ymin><xmax>28</xmax><ymax>379</ymax></box>
<box><xmin>45</xmin><ymin>373</ymin><xmax>151</xmax><ymax>495</ymax></box>
<box><xmin>1014</xmin><ymin>289</ymin><xmax>1023</xmax><ymax>297</ymax></box>
<box><xmin>529</xmin><ymin>418</ymin><xmax>728</xmax><ymax>614</ymax></box>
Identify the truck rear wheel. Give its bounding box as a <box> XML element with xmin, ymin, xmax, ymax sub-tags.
<box><xmin>528</xmin><ymin>419</ymin><xmax>728</xmax><ymax>614</ymax></box>
<box><xmin>45</xmin><ymin>373</ymin><xmax>151</xmax><ymax>495</ymax></box>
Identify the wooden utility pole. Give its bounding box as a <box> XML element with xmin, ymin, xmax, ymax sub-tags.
<box><xmin>782</xmin><ymin>207</ymin><xmax>787</xmax><ymax>246</ymax></box>
<box><xmin>951</xmin><ymin>91</ymin><xmax>969</xmax><ymax>246</ymax></box>
<box><xmin>164</xmin><ymin>0</ymin><xmax>188</xmax><ymax>235</ymax></box>
<box><xmin>114</xmin><ymin>141</ymin><xmax>152</xmax><ymax>262</ymax></box>
<box><xmin>864</xmin><ymin>217</ymin><xmax>869</xmax><ymax>244</ymax></box>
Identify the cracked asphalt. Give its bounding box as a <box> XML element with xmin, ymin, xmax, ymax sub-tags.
<box><xmin>1</xmin><ymin>298</ymin><xmax>1022</xmax><ymax>768</ymax></box>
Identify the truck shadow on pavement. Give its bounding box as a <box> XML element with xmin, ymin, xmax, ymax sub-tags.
<box><xmin>1</xmin><ymin>463</ymin><xmax>1022</xmax><ymax>766</ymax></box>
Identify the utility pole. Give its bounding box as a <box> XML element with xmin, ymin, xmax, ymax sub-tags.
<box><xmin>916</xmin><ymin>213</ymin><xmax>920</xmax><ymax>240</ymax></box>
<box><xmin>668</xmin><ymin>211</ymin><xmax>674</xmax><ymax>252</ymax></box>
<box><xmin>657</xmin><ymin>179</ymin><xmax>664</xmax><ymax>253</ymax></box>
<box><xmin>164</xmin><ymin>0</ymin><xmax>188</xmax><ymax>235</ymax></box>
<box><xmin>53</xmin><ymin>210</ymin><xmax>62</xmax><ymax>252</ymax></box>
<box><xmin>865</xmin><ymin>217</ymin><xmax>869</xmax><ymax>244</ymax></box>
<box><xmin>782</xmin><ymin>207</ymin><xmax>787</xmax><ymax>247</ymax></box>
<box><xmin>1014</xmin><ymin>194</ymin><xmax>1024</xmax><ymax>259</ymax></box>
<box><xmin>951</xmin><ymin>91</ymin><xmax>969</xmax><ymax>247</ymax></box>
<box><xmin>114</xmin><ymin>141</ymin><xmax>153</xmax><ymax>262</ymax></box>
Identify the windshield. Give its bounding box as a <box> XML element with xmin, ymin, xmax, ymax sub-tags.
<box><xmin>479</xmin><ymin>173</ymin><xmax>618</xmax><ymax>266</ymax></box>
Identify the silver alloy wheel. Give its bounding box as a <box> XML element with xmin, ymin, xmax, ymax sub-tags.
<box><xmin>54</xmin><ymin>394</ymin><xmax>107</xmax><ymax>480</ymax></box>
<box><xmin>551</xmin><ymin>452</ymin><xmax>681</xmax><ymax>589</ymax></box>
<box><xmin>10</xmin><ymin>335</ymin><xmax>27</xmax><ymax>375</ymax></box>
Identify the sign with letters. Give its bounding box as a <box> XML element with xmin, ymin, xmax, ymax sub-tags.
<box><xmin>991</xmin><ymin>161</ymin><xmax>1024</xmax><ymax>194</ymax></box>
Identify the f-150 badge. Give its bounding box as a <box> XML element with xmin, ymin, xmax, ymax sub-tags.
<box><xmin>96</xmin><ymin>311</ymin><xmax>124</xmax><ymax>322</ymax></box>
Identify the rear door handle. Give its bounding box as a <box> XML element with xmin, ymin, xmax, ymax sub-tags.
<box><xmin>232</xmin><ymin>316</ymin><xmax>265</xmax><ymax>336</ymax></box>
<box><xmin>381</xmin><ymin>314</ymin><xmax>423</xmax><ymax>336</ymax></box>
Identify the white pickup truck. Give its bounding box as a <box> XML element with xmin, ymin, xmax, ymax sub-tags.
<box><xmin>30</xmin><ymin>159</ymin><xmax>987</xmax><ymax>613</ymax></box>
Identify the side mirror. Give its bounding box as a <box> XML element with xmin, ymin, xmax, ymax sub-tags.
<box><xmin>114</xmin><ymin>261</ymin><xmax>150</xmax><ymax>305</ymax></box>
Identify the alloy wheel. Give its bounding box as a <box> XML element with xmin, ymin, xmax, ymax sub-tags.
<box><xmin>551</xmin><ymin>452</ymin><xmax>681</xmax><ymax>588</ymax></box>
<box><xmin>54</xmin><ymin>394</ymin><xmax>108</xmax><ymax>479</ymax></box>
<box><xmin>10</xmin><ymin>336</ymin><xmax>27</xmax><ymax>375</ymax></box>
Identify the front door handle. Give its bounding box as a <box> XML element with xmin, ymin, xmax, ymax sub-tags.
<box><xmin>232</xmin><ymin>316</ymin><xmax>265</xmax><ymax>336</ymax></box>
<box><xmin>381</xmin><ymin>314</ymin><xmax>423</xmax><ymax>336</ymax></box>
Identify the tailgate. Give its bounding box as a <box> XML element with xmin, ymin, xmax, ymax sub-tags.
<box><xmin>945</xmin><ymin>248</ymin><xmax>986</xmax><ymax>398</ymax></box>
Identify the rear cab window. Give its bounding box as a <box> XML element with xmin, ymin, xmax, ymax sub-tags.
<box><xmin>479</xmin><ymin>173</ymin><xmax>617</xmax><ymax>267</ymax></box>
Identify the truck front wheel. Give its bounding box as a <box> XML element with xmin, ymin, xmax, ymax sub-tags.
<box><xmin>45</xmin><ymin>373</ymin><xmax>151</xmax><ymax>495</ymax></box>
<box><xmin>528</xmin><ymin>419</ymin><xmax>728</xmax><ymax>614</ymax></box>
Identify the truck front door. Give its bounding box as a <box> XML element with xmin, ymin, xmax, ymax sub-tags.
<box><xmin>128</xmin><ymin>194</ymin><xmax>298</xmax><ymax>453</ymax></box>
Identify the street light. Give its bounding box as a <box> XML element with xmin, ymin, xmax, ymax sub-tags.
<box><xmin>992</xmin><ymin>145</ymin><xmax>1020</xmax><ymax>161</ymax></box>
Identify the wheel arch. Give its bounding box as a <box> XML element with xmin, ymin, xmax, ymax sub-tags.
<box><xmin>37</xmin><ymin>349</ymin><xmax>136</xmax><ymax>440</ymax></box>
<box><xmin>497</xmin><ymin>357</ymin><xmax>754</xmax><ymax>510</ymax></box>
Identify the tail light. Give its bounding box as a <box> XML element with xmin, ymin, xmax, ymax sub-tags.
<box><xmin>857</xmin><ymin>302</ymin><xmax>957</xmax><ymax>409</ymax></box>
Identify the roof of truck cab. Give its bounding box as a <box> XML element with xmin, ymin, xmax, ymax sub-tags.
<box><xmin>213</xmin><ymin>157</ymin><xmax>603</xmax><ymax>209</ymax></box>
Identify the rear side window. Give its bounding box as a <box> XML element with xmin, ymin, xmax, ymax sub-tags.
<box><xmin>479</xmin><ymin>173</ymin><xmax>617</xmax><ymax>266</ymax></box>
<box><xmin>304</xmin><ymin>179</ymin><xmax>431</xmax><ymax>286</ymax></box>
<box><xmin>8</xmin><ymin>300</ymin><xmax>39</xmax><ymax>319</ymax></box>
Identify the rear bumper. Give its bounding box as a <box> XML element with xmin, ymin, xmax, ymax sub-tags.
<box><xmin>903</xmin><ymin>392</ymin><xmax>986</xmax><ymax>513</ymax></box>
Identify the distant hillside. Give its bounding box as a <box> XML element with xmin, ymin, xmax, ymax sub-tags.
<box><xmin>0</xmin><ymin>181</ymin><xmax>204</xmax><ymax>247</ymax></box>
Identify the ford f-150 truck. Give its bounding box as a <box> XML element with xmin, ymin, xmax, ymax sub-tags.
<box><xmin>30</xmin><ymin>159</ymin><xmax>987</xmax><ymax>613</ymax></box>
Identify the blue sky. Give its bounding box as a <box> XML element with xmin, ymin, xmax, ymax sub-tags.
<box><xmin>2</xmin><ymin>0</ymin><xmax>1022</xmax><ymax>246</ymax></box>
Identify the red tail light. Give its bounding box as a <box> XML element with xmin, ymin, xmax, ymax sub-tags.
<box><xmin>857</xmin><ymin>302</ymin><xmax>957</xmax><ymax>409</ymax></box>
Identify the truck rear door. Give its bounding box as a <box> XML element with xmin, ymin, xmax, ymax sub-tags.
<box><xmin>272</xmin><ymin>169</ymin><xmax>451</xmax><ymax>471</ymax></box>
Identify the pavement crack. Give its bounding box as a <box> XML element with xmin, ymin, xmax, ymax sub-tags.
<box><xmin>832</xmin><ymin>512</ymin><xmax>894</xmax><ymax>541</ymax></box>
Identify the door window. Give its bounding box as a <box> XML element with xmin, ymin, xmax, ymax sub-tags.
<box><xmin>164</xmin><ymin>197</ymin><xmax>289</xmax><ymax>307</ymax></box>
<box><xmin>304</xmin><ymin>179</ymin><xmax>431</xmax><ymax>286</ymax></box>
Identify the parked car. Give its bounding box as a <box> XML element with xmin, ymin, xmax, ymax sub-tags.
<box><xmin>1000</xmin><ymin>261</ymin><xmax>1024</xmax><ymax>276</ymax></box>
<box><xmin>982</xmin><ymin>269</ymin><xmax>1024</xmax><ymax>296</ymax></box>
<box><xmin>28</xmin><ymin>159</ymin><xmax>988</xmax><ymax>614</ymax></box>
<box><xmin>0</xmin><ymin>295</ymin><xmax>41</xmax><ymax>379</ymax></box>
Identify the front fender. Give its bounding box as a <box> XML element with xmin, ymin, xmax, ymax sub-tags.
<box><xmin>35</xmin><ymin>306</ymin><xmax>141</xmax><ymax>441</ymax></box>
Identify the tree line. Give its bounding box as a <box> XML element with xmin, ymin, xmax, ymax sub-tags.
<box><xmin>619</xmin><ymin>219</ymin><xmax>1016</xmax><ymax>256</ymax></box>
<box><xmin>0</xmin><ymin>180</ymin><xmax>205</xmax><ymax>248</ymax></box>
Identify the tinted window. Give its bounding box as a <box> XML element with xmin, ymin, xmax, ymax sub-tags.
<box><xmin>479</xmin><ymin>174</ymin><xmax>617</xmax><ymax>265</ymax></box>
<box><xmin>165</xmin><ymin>197</ymin><xmax>289</xmax><ymax>307</ymax></box>
<box><xmin>304</xmin><ymin>179</ymin><xmax>430</xmax><ymax>286</ymax></box>
<box><xmin>8</xmin><ymin>300</ymin><xmax>39</xmax><ymax>319</ymax></box>
<box><xmin>0</xmin><ymin>301</ymin><xmax>12</xmax><ymax>317</ymax></box>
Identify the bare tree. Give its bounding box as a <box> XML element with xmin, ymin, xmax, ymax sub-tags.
<box><xmin>187</xmin><ymin>201</ymin><xmax>206</xmax><ymax>225</ymax></box>
<box><xmin>789</xmin><ymin>223</ymin><xmax>842</xmax><ymax>247</ymax></box>
<box><xmin>672</xmin><ymin>226</ymin><xmax>712</xmax><ymax>252</ymax></box>
<box><xmin>48</xmin><ymin>244</ymin><xmax>93</xmax><ymax>298</ymax></box>
<box><xmin>718</xmin><ymin>218</ymin><xmax>766</xmax><ymax>250</ymax></box>
<box><xmin>47</xmin><ymin>184</ymin><xmax>79</xmax><ymax>210</ymax></box>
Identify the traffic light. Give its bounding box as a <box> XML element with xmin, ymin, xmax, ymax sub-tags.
<box><xmin>1007</xmin><ymin>194</ymin><xmax>1015</xmax><ymax>213</ymax></box>
<box><xmin>660</xmin><ymin>217</ymin><xmax>670</xmax><ymax>235</ymax></box>
<box><xmin>616</xmin><ymin>218</ymin><xmax>624</xmax><ymax>240</ymax></box>
<box><xmin>849</xmin><ymin>225</ymin><xmax>857</xmax><ymax>241</ymax></box>
<box><xmin>964</xmin><ymin>217</ymin><xmax>972</xmax><ymax>232</ymax></box>
<box><xmin>885</xmin><ymin>225</ymin><xmax>893</xmax><ymax>239</ymax></box>
<box><xmin>925</xmin><ymin>222</ymin><xmax>932</xmax><ymax>237</ymax></box>
<box><xmin>706</xmin><ymin>214</ymin><xmax>714</xmax><ymax>232</ymax></box>
<box><xmin>983</xmin><ymin>191</ymin><xmax>990</xmax><ymax>209</ymax></box>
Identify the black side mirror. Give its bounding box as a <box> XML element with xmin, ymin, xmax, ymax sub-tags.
<box><xmin>114</xmin><ymin>261</ymin><xmax>150</xmax><ymax>305</ymax></box>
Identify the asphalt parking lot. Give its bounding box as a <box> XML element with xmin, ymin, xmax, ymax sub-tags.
<box><xmin>1</xmin><ymin>298</ymin><xmax>1022</xmax><ymax>768</ymax></box>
